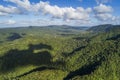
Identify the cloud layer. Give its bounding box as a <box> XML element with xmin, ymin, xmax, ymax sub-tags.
<box><xmin>94</xmin><ymin>4</ymin><xmax>115</xmax><ymax>21</ymax></box>
<box><xmin>4</xmin><ymin>0</ymin><xmax>92</xmax><ymax>21</ymax></box>
<box><xmin>0</xmin><ymin>5</ymin><xmax>21</xmax><ymax>16</ymax></box>
<box><xmin>0</xmin><ymin>0</ymin><xmax>119</xmax><ymax>26</ymax></box>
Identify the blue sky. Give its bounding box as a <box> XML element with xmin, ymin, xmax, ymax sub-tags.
<box><xmin>0</xmin><ymin>0</ymin><xmax>120</xmax><ymax>27</ymax></box>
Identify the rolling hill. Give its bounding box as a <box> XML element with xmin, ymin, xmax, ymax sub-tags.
<box><xmin>0</xmin><ymin>24</ymin><xmax>120</xmax><ymax>80</ymax></box>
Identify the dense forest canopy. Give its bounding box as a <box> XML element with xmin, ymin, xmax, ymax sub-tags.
<box><xmin>0</xmin><ymin>24</ymin><xmax>120</xmax><ymax>80</ymax></box>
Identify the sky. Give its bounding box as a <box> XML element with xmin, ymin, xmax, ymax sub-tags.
<box><xmin>0</xmin><ymin>0</ymin><xmax>120</xmax><ymax>27</ymax></box>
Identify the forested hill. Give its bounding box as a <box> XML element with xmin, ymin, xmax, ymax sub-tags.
<box><xmin>88</xmin><ymin>24</ymin><xmax>120</xmax><ymax>33</ymax></box>
<box><xmin>0</xmin><ymin>24</ymin><xmax>120</xmax><ymax>80</ymax></box>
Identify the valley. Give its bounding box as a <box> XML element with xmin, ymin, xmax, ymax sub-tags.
<box><xmin>0</xmin><ymin>24</ymin><xmax>120</xmax><ymax>80</ymax></box>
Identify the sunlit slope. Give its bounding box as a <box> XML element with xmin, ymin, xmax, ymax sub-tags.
<box><xmin>0</xmin><ymin>25</ymin><xmax>120</xmax><ymax>80</ymax></box>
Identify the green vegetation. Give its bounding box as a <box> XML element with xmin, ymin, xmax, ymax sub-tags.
<box><xmin>0</xmin><ymin>25</ymin><xmax>120</xmax><ymax>80</ymax></box>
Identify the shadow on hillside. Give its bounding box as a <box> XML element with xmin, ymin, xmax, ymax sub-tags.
<box><xmin>15</xmin><ymin>66</ymin><xmax>56</xmax><ymax>78</ymax></box>
<box><xmin>63</xmin><ymin>46</ymin><xmax>86</xmax><ymax>57</ymax></box>
<box><xmin>7</xmin><ymin>33</ymin><xmax>22</xmax><ymax>41</ymax></box>
<box><xmin>0</xmin><ymin>43</ymin><xmax>53</xmax><ymax>72</ymax></box>
<box><xmin>106</xmin><ymin>34</ymin><xmax>120</xmax><ymax>40</ymax></box>
<box><xmin>63</xmin><ymin>60</ymin><xmax>101</xmax><ymax>80</ymax></box>
<box><xmin>64</xmin><ymin>52</ymin><xmax>106</xmax><ymax>80</ymax></box>
<box><xmin>0</xmin><ymin>41</ymin><xmax>3</xmax><ymax>43</ymax></box>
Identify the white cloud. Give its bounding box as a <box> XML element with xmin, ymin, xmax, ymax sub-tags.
<box><xmin>4</xmin><ymin>0</ymin><xmax>31</xmax><ymax>10</ymax></box>
<box><xmin>95</xmin><ymin>0</ymin><xmax>112</xmax><ymax>4</ymax></box>
<box><xmin>7</xmin><ymin>20</ymin><xmax>16</xmax><ymax>24</ymax></box>
<box><xmin>94</xmin><ymin>4</ymin><xmax>113</xmax><ymax>13</ymax></box>
<box><xmin>95</xmin><ymin>13</ymin><xmax>114</xmax><ymax>21</ymax></box>
<box><xmin>0</xmin><ymin>5</ymin><xmax>20</xmax><ymax>14</ymax></box>
<box><xmin>0</xmin><ymin>19</ymin><xmax>16</xmax><ymax>25</ymax></box>
<box><xmin>0</xmin><ymin>5</ymin><xmax>21</xmax><ymax>15</ymax></box>
<box><xmin>94</xmin><ymin>4</ymin><xmax>115</xmax><ymax>21</ymax></box>
<box><xmin>0</xmin><ymin>0</ymin><xmax>119</xmax><ymax>26</ymax></box>
<box><xmin>4</xmin><ymin>0</ymin><xmax>92</xmax><ymax>21</ymax></box>
<box><xmin>0</xmin><ymin>12</ymin><xmax>8</xmax><ymax>16</ymax></box>
<box><xmin>33</xmin><ymin>1</ymin><xmax>92</xmax><ymax>21</ymax></box>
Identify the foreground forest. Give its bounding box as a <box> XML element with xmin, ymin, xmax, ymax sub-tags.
<box><xmin>0</xmin><ymin>24</ymin><xmax>120</xmax><ymax>80</ymax></box>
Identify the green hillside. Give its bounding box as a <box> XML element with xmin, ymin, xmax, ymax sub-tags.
<box><xmin>0</xmin><ymin>25</ymin><xmax>120</xmax><ymax>80</ymax></box>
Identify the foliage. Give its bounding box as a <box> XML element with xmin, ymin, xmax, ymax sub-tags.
<box><xmin>0</xmin><ymin>25</ymin><xmax>120</xmax><ymax>80</ymax></box>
